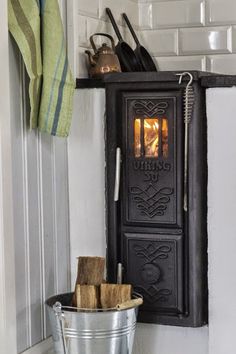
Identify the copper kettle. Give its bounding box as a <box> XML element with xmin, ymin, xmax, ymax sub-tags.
<box><xmin>85</xmin><ymin>33</ymin><xmax>121</xmax><ymax>78</ymax></box>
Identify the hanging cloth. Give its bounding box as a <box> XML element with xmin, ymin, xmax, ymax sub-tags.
<box><xmin>8</xmin><ymin>0</ymin><xmax>75</xmax><ymax>137</ymax></box>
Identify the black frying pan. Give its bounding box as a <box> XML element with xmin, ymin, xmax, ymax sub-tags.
<box><xmin>106</xmin><ymin>8</ymin><xmax>142</xmax><ymax>72</ymax></box>
<box><xmin>122</xmin><ymin>13</ymin><xmax>157</xmax><ymax>72</ymax></box>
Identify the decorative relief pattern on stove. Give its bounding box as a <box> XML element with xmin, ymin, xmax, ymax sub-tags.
<box><xmin>134</xmin><ymin>243</ymin><xmax>171</xmax><ymax>263</ymax></box>
<box><xmin>133</xmin><ymin>100</ymin><xmax>169</xmax><ymax>117</ymax></box>
<box><xmin>130</xmin><ymin>183</ymin><xmax>174</xmax><ymax>218</ymax></box>
<box><xmin>134</xmin><ymin>285</ymin><xmax>172</xmax><ymax>304</ymax></box>
<box><xmin>126</xmin><ymin>237</ymin><xmax>178</xmax><ymax>309</ymax></box>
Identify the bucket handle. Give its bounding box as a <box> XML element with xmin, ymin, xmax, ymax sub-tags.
<box><xmin>132</xmin><ymin>291</ymin><xmax>143</xmax><ymax>301</ymax></box>
<box><xmin>52</xmin><ymin>293</ymin><xmax>143</xmax><ymax>313</ymax></box>
<box><xmin>53</xmin><ymin>302</ymin><xmax>69</xmax><ymax>354</ymax></box>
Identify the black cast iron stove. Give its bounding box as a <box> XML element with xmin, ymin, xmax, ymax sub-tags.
<box><xmin>104</xmin><ymin>71</ymin><xmax>208</xmax><ymax>327</ymax></box>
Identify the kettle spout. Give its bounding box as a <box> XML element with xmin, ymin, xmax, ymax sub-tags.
<box><xmin>85</xmin><ymin>50</ymin><xmax>96</xmax><ymax>66</ymax></box>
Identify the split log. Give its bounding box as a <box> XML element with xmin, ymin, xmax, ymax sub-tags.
<box><xmin>75</xmin><ymin>285</ymin><xmax>99</xmax><ymax>309</ymax></box>
<box><xmin>75</xmin><ymin>256</ymin><xmax>105</xmax><ymax>285</ymax></box>
<box><xmin>100</xmin><ymin>284</ymin><xmax>132</xmax><ymax>309</ymax></box>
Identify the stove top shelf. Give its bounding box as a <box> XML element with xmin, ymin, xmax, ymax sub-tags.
<box><xmin>76</xmin><ymin>71</ymin><xmax>236</xmax><ymax>89</ymax></box>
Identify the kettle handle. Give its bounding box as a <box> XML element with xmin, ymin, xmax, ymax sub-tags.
<box><xmin>90</xmin><ymin>33</ymin><xmax>116</xmax><ymax>53</ymax></box>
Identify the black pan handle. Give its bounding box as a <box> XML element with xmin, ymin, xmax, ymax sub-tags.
<box><xmin>106</xmin><ymin>8</ymin><xmax>123</xmax><ymax>42</ymax></box>
<box><xmin>122</xmin><ymin>13</ymin><xmax>140</xmax><ymax>46</ymax></box>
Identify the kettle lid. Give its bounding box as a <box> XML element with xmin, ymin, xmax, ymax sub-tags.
<box><xmin>98</xmin><ymin>43</ymin><xmax>114</xmax><ymax>55</ymax></box>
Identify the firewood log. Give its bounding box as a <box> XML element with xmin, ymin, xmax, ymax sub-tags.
<box><xmin>75</xmin><ymin>256</ymin><xmax>105</xmax><ymax>285</ymax></box>
<box><xmin>100</xmin><ymin>284</ymin><xmax>132</xmax><ymax>309</ymax></box>
<box><xmin>75</xmin><ymin>285</ymin><xmax>99</xmax><ymax>309</ymax></box>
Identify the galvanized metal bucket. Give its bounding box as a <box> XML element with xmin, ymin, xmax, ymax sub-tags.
<box><xmin>46</xmin><ymin>292</ymin><xmax>141</xmax><ymax>354</ymax></box>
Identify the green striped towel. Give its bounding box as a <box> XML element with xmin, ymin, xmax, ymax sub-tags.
<box><xmin>8</xmin><ymin>0</ymin><xmax>75</xmax><ymax>137</ymax></box>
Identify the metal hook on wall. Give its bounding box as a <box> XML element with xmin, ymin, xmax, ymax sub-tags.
<box><xmin>176</xmin><ymin>71</ymin><xmax>194</xmax><ymax>87</ymax></box>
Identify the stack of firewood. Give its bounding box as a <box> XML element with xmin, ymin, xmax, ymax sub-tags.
<box><xmin>72</xmin><ymin>256</ymin><xmax>143</xmax><ymax>310</ymax></box>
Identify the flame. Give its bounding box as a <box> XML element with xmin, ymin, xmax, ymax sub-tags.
<box><xmin>144</xmin><ymin>121</ymin><xmax>151</xmax><ymax>129</ymax></box>
<box><xmin>144</xmin><ymin>119</ymin><xmax>159</xmax><ymax>157</ymax></box>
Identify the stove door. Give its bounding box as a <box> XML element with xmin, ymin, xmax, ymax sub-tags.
<box><xmin>123</xmin><ymin>232</ymin><xmax>183</xmax><ymax>316</ymax></box>
<box><xmin>122</xmin><ymin>91</ymin><xmax>183</xmax><ymax>228</ymax></box>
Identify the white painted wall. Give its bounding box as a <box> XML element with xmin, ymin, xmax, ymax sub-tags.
<box><xmin>68</xmin><ymin>90</ymin><xmax>106</xmax><ymax>285</ymax></box>
<box><xmin>207</xmin><ymin>87</ymin><xmax>236</xmax><ymax>354</ymax></box>
<box><xmin>133</xmin><ymin>324</ymin><xmax>208</xmax><ymax>354</ymax></box>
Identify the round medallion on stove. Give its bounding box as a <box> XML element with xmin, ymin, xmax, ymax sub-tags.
<box><xmin>141</xmin><ymin>263</ymin><xmax>161</xmax><ymax>284</ymax></box>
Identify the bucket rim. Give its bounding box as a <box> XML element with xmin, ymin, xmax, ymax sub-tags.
<box><xmin>45</xmin><ymin>291</ymin><xmax>143</xmax><ymax>313</ymax></box>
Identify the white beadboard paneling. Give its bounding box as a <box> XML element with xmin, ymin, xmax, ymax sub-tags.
<box><xmin>6</xmin><ymin>0</ymin><xmax>71</xmax><ymax>352</ymax></box>
<box><xmin>78</xmin><ymin>0</ymin><xmax>99</xmax><ymax>18</ymax></box>
<box><xmin>179</xmin><ymin>26</ymin><xmax>232</xmax><ymax>55</ymax></box>
<box><xmin>9</xmin><ymin>43</ymin><xmax>30</xmax><ymax>353</ymax></box>
<box><xmin>152</xmin><ymin>0</ymin><xmax>205</xmax><ymax>29</ymax></box>
<box><xmin>26</xmin><ymin>129</ymin><xmax>44</xmax><ymax>346</ymax></box>
<box><xmin>53</xmin><ymin>137</ymin><xmax>70</xmax><ymax>294</ymax></box>
<box><xmin>0</xmin><ymin>2</ymin><xmax>17</xmax><ymax>353</ymax></box>
<box><xmin>155</xmin><ymin>55</ymin><xmax>206</xmax><ymax>71</ymax></box>
<box><xmin>78</xmin><ymin>15</ymin><xmax>87</xmax><ymax>47</ymax></box>
<box><xmin>207</xmin><ymin>0</ymin><xmax>236</xmax><ymax>25</ymax></box>
<box><xmin>77</xmin><ymin>46</ymin><xmax>89</xmax><ymax>78</ymax></box>
<box><xmin>39</xmin><ymin>133</ymin><xmax>57</xmax><ymax>338</ymax></box>
<box><xmin>140</xmin><ymin>29</ymin><xmax>178</xmax><ymax>56</ymax></box>
<box><xmin>139</xmin><ymin>3</ymin><xmax>152</xmax><ymax>29</ymax></box>
<box><xmin>206</xmin><ymin>54</ymin><xmax>236</xmax><ymax>74</ymax></box>
<box><xmin>10</xmin><ymin>41</ymin><xmax>70</xmax><ymax>352</ymax></box>
<box><xmin>23</xmin><ymin>81</ymin><xmax>43</xmax><ymax>346</ymax></box>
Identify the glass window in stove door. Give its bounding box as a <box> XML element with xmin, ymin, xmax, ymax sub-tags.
<box><xmin>134</xmin><ymin>117</ymin><xmax>168</xmax><ymax>158</ymax></box>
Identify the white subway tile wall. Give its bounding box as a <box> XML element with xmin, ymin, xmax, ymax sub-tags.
<box><xmin>155</xmin><ymin>55</ymin><xmax>206</xmax><ymax>71</ymax></box>
<box><xmin>206</xmin><ymin>0</ymin><xmax>236</xmax><ymax>25</ymax></box>
<box><xmin>152</xmin><ymin>1</ymin><xmax>205</xmax><ymax>29</ymax></box>
<box><xmin>74</xmin><ymin>0</ymin><xmax>236</xmax><ymax>77</ymax></box>
<box><xmin>179</xmin><ymin>26</ymin><xmax>232</xmax><ymax>55</ymax></box>
<box><xmin>140</xmin><ymin>29</ymin><xmax>178</xmax><ymax>56</ymax></box>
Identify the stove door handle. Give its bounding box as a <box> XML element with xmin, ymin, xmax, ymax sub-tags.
<box><xmin>114</xmin><ymin>147</ymin><xmax>122</xmax><ymax>202</ymax></box>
